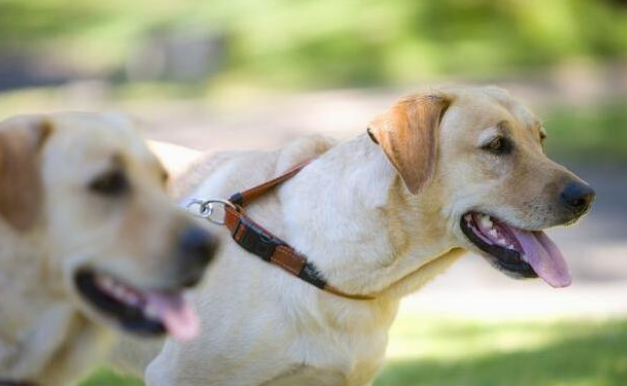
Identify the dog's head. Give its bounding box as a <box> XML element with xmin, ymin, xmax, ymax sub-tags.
<box><xmin>369</xmin><ymin>86</ymin><xmax>595</xmax><ymax>288</ymax></box>
<box><xmin>0</xmin><ymin>113</ymin><xmax>217</xmax><ymax>384</ymax></box>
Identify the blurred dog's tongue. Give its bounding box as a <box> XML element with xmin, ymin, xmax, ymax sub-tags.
<box><xmin>144</xmin><ymin>292</ymin><xmax>200</xmax><ymax>341</ymax></box>
<box><xmin>510</xmin><ymin>228</ymin><xmax>571</xmax><ymax>288</ymax></box>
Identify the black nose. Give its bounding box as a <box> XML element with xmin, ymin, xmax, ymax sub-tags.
<box><xmin>560</xmin><ymin>181</ymin><xmax>596</xmax><ymax>214</ymax></box>
<box><xmin>177</xmin><ymin>226</ymin><xmax>218</xmax><ymax>287</ymax></box>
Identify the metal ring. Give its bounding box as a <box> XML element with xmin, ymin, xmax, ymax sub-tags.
<box><xmin>185</xmin><ymin>198</ymin><xmax>209</xmax><ymax>215</ymax></box>
<box><xmin>185</xmin><ymin>198</ymin><xmax>235</xmax><ymax>225</ymax></box>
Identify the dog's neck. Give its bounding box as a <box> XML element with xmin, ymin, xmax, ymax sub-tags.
<box><xmin>280</xmin><ymin>134</ymin><xmax>463</xmax><ymax>299</ymax></box>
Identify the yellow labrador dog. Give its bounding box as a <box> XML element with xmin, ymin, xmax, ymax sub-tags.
<box><xmin>0</xmin><ymin>113</ymin><xmax>217</xmax><ymax>386</ymax></box>
<box><xmin>129</xmin><ymin>86</ymin><xmax>594</xmax><ymax>386</ymax></box>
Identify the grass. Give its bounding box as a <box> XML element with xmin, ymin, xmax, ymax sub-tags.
<box><xmin>80</xmin><ymin>369</ymin><xmax>142</xmax><ymax>386</ymax></box>
<box><xmin>79</xmin><ymin>316</ymin><xmax>627</xmax><ymax>386</ymax></box>
<box><xmin>374</xmin><ymin>316</ymin><xmax>627</xmax><ymax>386</ymax></box>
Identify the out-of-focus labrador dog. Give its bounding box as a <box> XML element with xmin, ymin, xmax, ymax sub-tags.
<box><xmin>127</xmin><ymin>86</ymin><xmax>594</xmax><ymax>386</ymax></box>
<box><xmin>0</xmin><ymin>113</ymin><xmax>218</xmax><ymax>386</ymax></box>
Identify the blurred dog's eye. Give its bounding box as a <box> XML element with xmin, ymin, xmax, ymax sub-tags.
<box><xmin>89</xmin><ymin>170</ymin><xmax>129</xmax><ymax>196</ymax></box>
<box><xmin>483</xmin><ymin>137</ymin><xmax>511</xmax><ymax>155</ymax></box>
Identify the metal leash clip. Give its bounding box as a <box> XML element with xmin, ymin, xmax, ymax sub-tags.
<box><xmin>185</xmin><ymin>198</ymin><xmax>235</xmax><ymax>226</ymax></box>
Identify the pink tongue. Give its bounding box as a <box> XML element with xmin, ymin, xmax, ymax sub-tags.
<box><xmin>144</xmin><ymin>292</ymin><xmax>200</xmax><ymax>341</ymax></box>
<box><xmin>510</xmin><ymin>228</ymin><xmax>571</xmax><ymax>288</ymax></box>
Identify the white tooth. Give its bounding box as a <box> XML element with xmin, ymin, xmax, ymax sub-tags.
<box><xmin>507</xmin><ymin>245</ymin><xmax>516</xmax><ymax>250</ymax></box>
<box><xmin>144</xmin><ymin>304</ymin><xmax>159</xmax><ymax>319</ymax></box>
<box><xmin>521</xmin><ymin>254</ymin><xmax>529</xmax><ymax>262</ymax></box>
<box><xmin>489</xmin><ymin>229</ymin><xmax>498</xmax><ymax>238</ymax></box>
<box><xmin>497</xmin><ymin>239</ymin><xmax>507</xmax><ymax>246</ymax></box>
<box><xmin>480</xmin><ymin>216</ymin><xmax>493</xmax><ymax>228</ymax></box>
<box><xmin>122</xmin><ymin>290</ymin><xmax>133</xmax><ymax>302</ymax></box>
<box><xmin>127</xmin><ymin>293</ymin><xmax>139</xmax><ymax>306</ymax></box>
<box><xmin>114</xmin><ymin>286</ymin><xmax>126</xmax><ymax>300</ymax></box>
<box><xmin>98</xmin><ymin>276</ymin><xmax>113</xmax><ymax>290</ymax></box>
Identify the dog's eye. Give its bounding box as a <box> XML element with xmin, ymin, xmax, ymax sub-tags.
<box><xmin>89</xmin><ymin>170</ymin><xmax>129</xmax><ymax>196</ymax></box>
<box><xmin>483</xmin><ymin>137</ymin><xmax>511</xmax><ymax>155</ymax></box>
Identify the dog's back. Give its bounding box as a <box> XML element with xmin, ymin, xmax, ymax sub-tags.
<box><xmin>179</xmin><ymin>135</ymin><xmax>336</xmax><ymax>201</ymax></box>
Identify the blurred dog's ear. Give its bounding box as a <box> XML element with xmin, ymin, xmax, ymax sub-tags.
<box><xmin>368</xmin><ymin>93</ymin><xmax>451</xmax><ymax>194</ymax></box>
<box><xmin>0</xmin><ymin>116</ymin><xmax>53</xmax><ymax>230</ymax></box>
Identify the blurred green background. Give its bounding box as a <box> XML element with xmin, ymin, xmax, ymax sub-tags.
<box><xmin>0</xmin><ymin>1</ymin><xmax>626</xmax><ymax>385</ymax></box>
<box><xmin>0</xmin><ymin>0</ymin><xmax>626</xmax><ymax>161</ymax></box>
<box><xmin>1</xmin><ymin>0</ymin><xmax>627</xmax><ymax>87</ymax></box>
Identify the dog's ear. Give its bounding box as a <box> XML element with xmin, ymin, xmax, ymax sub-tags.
<box><xmin>0</xmin><ymin>116</ymin><xmax>53</xmax><ymax>231</ymax></box>
<box><xmin>368</xmin><ymin>93</ymin><xmax>451</xmax><ymax>194</ymax></box>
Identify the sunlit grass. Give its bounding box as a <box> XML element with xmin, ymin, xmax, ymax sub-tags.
<box><xmin>386</xmin><ymin>316</ymin><xmax>565</xmax><ymax>361</ymax></box>
<box><xmin>375</xmin><ymin>317</ymin><xmax>627</xmax><ymax>386</ymax></box>
<box><xmin>79</xmin><ymin>315</ymin><xmax>627</xmax><ymax>386</ymax></box>
<box><xmin>80</xmin><ymin>369</ymin><xmax>142</xmax><ymax>386</ymax></box>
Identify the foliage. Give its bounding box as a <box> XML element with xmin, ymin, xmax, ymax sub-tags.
<box><xmin>1</xmin><ymin>0</ymin><xmax>627</xmax><ymax>88</ymax></box>
<box><xmin>544</xmin><ymin>100</ymin><xmax>627</xmax><ymax>163</ymax></box>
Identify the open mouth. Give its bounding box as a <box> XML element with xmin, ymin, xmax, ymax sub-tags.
<box><xmin>460</xmin><ymin>212</ymin><xmax>571</xmax><ymax>288</ymax></box>
<box><xmin>74</xmin><ymin>270</ymin><xmax>199</xmax><ymax>341</ymax></box>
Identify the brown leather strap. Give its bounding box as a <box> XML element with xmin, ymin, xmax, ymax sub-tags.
<box><xmin>221</xmin><ymin>160</ymin><xmax>374</xmax><ymax>301</ymax></box>
<box><xmin>228</xmin><ymin>159</ymin><xmax>314</xmax><ymax>206</ymax></box>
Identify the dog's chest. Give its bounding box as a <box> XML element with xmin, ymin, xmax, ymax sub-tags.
<box><xmin>262</xmin><ymin>328</ymin><xmax>389</xmax><ymax>386</ymax></box>
<box><xmin>261</xmin><ymin>301</ymin><xmax>395</xmax><ymax>386</ymax></box>
<box><xmin>262</xmin><ymin>358</ymin><xmax>383</xmax><ymax>386</ymax></box>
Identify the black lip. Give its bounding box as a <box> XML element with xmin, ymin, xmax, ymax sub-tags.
<box><xmin>460</xmin><ymin>214</ymin><xmax>538</xmax><ymax>279</ymax></box>
<box><xmin>74</xmin><ymin>270</ymin><xmax>166</xmax><ymax>337</ymax></box>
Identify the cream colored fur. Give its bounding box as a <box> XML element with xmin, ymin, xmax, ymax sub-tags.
<box><xmin>0</xmin><ymin>113</ymin><xmax>213</xmax><ymax>386</ymax></box>
<box><xmin>120</xmin><ymin>85</ymin><xmax>590</xmax><ymax>386</ymax></box>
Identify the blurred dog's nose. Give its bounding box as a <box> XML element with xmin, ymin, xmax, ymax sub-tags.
<box><xmin>178</xmin><ymin>226</ymin><xmax>218</xmax><ymax>287</ymax></box>
<box><xmin>560</xmin><ymin>181</ymin><xmax>595</xmax><ymax>215</ymax></box>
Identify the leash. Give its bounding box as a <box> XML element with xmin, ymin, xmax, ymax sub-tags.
<box><xmin>186</xmin><ymin>159</ymin><xmax>374</xmax><ymax>301</ymax></box>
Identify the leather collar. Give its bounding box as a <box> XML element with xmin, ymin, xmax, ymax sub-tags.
<box><xmin>194</xmin><ymin>158</ymin><xmax>374</xmax><ymax>301</ymax></box>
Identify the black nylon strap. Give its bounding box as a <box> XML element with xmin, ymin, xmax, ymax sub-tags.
<box><xmin>298</xmin><ymin>262</ymin><xmax>327</xmax><ymax>289</ymax></box>
<box><xmin>232</xmin><ymin>216</ymin><xmax>284</xmax><ymax>262</ymax></box>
